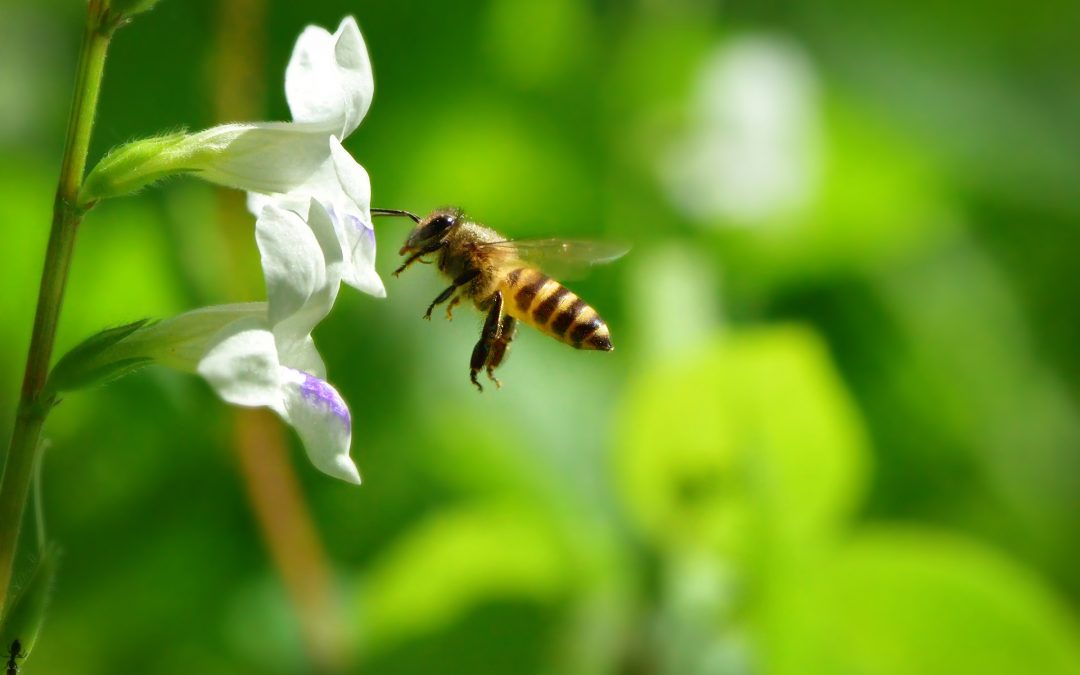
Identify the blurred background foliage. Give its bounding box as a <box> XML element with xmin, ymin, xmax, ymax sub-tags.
<box><xmin>1</xmin><ymin>0</ymin><xmax>1078</xmax><ymax>673</ymax></box>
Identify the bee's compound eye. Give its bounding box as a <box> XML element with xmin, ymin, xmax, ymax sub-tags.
<box><xmin>424</xmin><ymin>214</ymin><xmax>456</xmax><ymax>238</ymax></box>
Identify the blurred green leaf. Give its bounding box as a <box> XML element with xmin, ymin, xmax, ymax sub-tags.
<box><xmin>614</xmin><ymin>326</ymin><xmax>868</xmax><ymax>559</ymax></box>
<box><xmin>768</xmin><ymin>529</ymin><xmax>1080</xmax><ymax>675</ymax></box>
<box><xmin>356</xmin><ymin>502</ymin><xmax>573</xmax><ymax>654</ymax></box>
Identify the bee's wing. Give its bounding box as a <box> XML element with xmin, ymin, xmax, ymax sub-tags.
<box><xmin>477</xmin><ymin>239</ymin><xmax>631</xmax><ymax>280</ymax></box>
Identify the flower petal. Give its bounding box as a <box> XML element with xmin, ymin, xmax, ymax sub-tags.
<box><xmin>329</xmin><ymin>137</ymin><xmax>384</xmax><ymax>297</ymax></box>
<box><xmin>196</xmin><ymin>318</ymin><xmax>285</xmax><ymax>414</ymax></box>
<box><xmin>277</xmin><ymin>334</ymin><xmax>327</xmax><ymax>380</ymax></box>
<box><xmin>184</xmin><ymin>121</ymin><xmax>338</xmax><ymax>195</ymax></box>
<box><xmin>256</xmin><ymin>201</ymin><xmax>345</xmax><ymax>355</ymax></box>
<box><xmin>280</xmin><ymin>367</ymin><xmax>360</xmax><ymax>484</ymax></box>
<box><xmin>305</xmin><ymin>196</ymin><xmax>347</xmax><ymax>273</ymax></box>
<box><xmin>128</xmin><ymin>303</ymin><xmax>268</xmax><ymax>371</ymax></box>
<box><xmin>248</xmin><ymin>139</ymin><xmax>384</xmax><ymax>299</ymax></box>
<box><xmin>285</xmin><ymin>16</ymin><xmax>373</xmax><ymax>138</ymax></box>
<box><xmin>257</xmin><ymin>203</ymin><xmax>328</xmax><ymax>327</ymax></box>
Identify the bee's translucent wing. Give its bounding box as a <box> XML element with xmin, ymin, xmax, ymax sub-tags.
<box><xmin>477</xmin><ymin>238</ymin><xmax>630</xmax><ymax>280</ymax></box>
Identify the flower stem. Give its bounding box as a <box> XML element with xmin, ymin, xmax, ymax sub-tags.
<box><xmin>0</xmin><ymin>0</ymin><xmax>115</xmax><ymax>614</ymax></box>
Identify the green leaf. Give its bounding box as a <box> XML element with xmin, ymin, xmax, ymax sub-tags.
<box><xmin>356</xmin><ymin>503</ymin><xmax>573</xmax><ymax>654</ymax></box>
<box><xmin>765</xmin><ymin>529</ymin><xmax>1080</xmax><ymax>675</ymax></box>
<box><xmin>613</xmin><ymin>326</ymin><xmax>868</xmax><ymax>559</ymax></box>
<box><xmin>46</xmin><ymin>319</ymin><xmax>152</xmax><ymax>393</ymax></box>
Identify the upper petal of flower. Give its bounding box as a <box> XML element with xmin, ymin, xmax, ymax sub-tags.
<box><xmin>256</xmin><ymin>201</ymin><xmax>343</xmax><ymax>352</ymax></box>
<box><xmin>285</xmin><ymin>16</ymin><xmax>373</xmax><ymax>138</ymax></box>
<box><xmin>79</xmin><ymin>17</ymin><xmax>376</xmax><ymax>208</ymax></box>
<box><xmin>182</xmin><ymin>121</ymin><xmax>338</xmax><ymax>196</ymax></box>
<box><xmin>329</xmin><ymin>137</ymin><xmax>384</xmax><ymax>297</ymax></box>
<box><xmin>247</xmin><ymin>139</ymin><xmax>385</xmax><ymax>299</ymax></box>
<box><xmin>280</xmin><ymin>367</ymin><xmax>360</xmax><ymax>484</ymax></box>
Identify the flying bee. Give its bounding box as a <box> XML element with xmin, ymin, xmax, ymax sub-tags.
<box><xmin>372</xmin><ymin>207</ymin><xmax>628</xmax><ymax>391</ymax></box>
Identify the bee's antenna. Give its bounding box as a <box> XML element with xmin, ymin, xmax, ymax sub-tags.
<box><xmin>371</xmin><ymin>208</ymin><xmax>421</xmax><ymax>223</ymax></box>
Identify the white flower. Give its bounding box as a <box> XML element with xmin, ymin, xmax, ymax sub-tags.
<box><xmin>209</xmin><ymin>15</ymin><xmax>382</xmax><ymax>297</ymax></box>
<box><xmin>660</xmin><ymin>36</ymin><xmax>822</xmax><ymax>226</ymax></box>
<box><xmin>80</xmin><ymin>16</ymin><xmax>383</xmax><ymax>297</ymax></box>
<box><xmin>194</xmin><ymin>199</ymin><xmax>359</xmax><ymax>483</ymax></box>
<box><xmin>104</xmin><ymin>200</ymin><xmax>360</xmax><ymax>483</ymax></box>
<box><xmin>67</xmin><ymin>18</ymin><xmax>381</xmax><ymax>484</ymax></box>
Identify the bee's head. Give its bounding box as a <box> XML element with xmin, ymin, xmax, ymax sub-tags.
<box><xmin>399</xmin><ymin>206</ymin><xmax>464</xmax><ymax>255</ymax></box>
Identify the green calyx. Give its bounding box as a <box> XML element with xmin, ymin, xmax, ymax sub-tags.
<box><xmin>45</xmin><ymin>305</ymin><xmax>268</xmax><ymax>395</ymax></box>
<box><xmin>77</xmin><ymin>132</ymin><xmax>192</xmax><ymax>208</ymax></box>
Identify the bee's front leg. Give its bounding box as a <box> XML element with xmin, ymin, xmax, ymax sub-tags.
<box><xmin>424</xmin><ymin>270</ymin><xmax>479</xmax><ymax>320</ymax></box>
<box><xmin>469</xmin><ymin>291</ymin><xmax>504</xmax><ymax>392</ymax></box>
<box><xmin>484</xmin><ymin>316</ymin><xmax>517</xmax><ymax>389</ymax></box>
<box><xmin>394</xmin><ymin>241</ymin><xmax>445</xmax><ymax>277</ymax></box>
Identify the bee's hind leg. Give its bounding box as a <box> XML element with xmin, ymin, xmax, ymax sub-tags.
<box><xmin>485</xmin><ymin>316</ymin><xmax>517</xmax><ymax>389</ymax></box>
<box><xmin>469</xmin><ymin>292</ymin><xmax>504</xmax><ymax>392</ymax></box>
<box><xmin>425</xmin><ymin>269</ymin><xmax>479</xmax><ymax>320</ymax></box>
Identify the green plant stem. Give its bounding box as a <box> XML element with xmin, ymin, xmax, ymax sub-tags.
<box><xmin>0</xmin><ymin>0</ymin><xmax>114</xmax><ymax>615</ymax></box>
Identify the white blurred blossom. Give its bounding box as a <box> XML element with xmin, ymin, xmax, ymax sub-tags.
<box><xmin>661</xmin><ymin>35</ymin><xmax>823</xmax><ymax>226</ymax></box>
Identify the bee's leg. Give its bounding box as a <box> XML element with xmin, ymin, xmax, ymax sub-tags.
<box><xmin>424</xmin><ymin>269</ymin><xmax>479</xmax><ymax>320</ymax></box>
<box><xmin>394</xmin><ymin>241</ymin><xmax>445</xmax><ymax>277</ymax></box>
<box><xmin>484</xmin><ymin>316</ymin><xmax>517</xmax><ymax>389</ymax></box>
<box><xmin>393</xmin><ymin>251</ymin><xmax>426</xmax><ymax>276</ymax></box>
<box><xmin>445</xmin><ymin>294</ymin><xmax>462</xmax><ymax>321</ymax></box>
<box><xmin>469</xmin><ymin>292</ymin><xmax>504</xmax><ymax>392</ymax></box>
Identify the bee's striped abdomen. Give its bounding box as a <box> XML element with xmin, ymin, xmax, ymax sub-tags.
<box><xmin>501</xmin><ymin>267</ymin><xmax>613</xmax><ymax>351</ymax></box>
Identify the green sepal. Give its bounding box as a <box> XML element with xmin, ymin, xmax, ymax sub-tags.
<box><xmin>78</xmin><ymin>132</ymin><xmax>189</xmax><ymax>207</ymax></box>
<box><xmin>46</xmin><ymin>319</ymin><xmax>153</xmax><ymax>393</ymax></box>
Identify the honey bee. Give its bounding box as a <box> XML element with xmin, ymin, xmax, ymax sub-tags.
<box><xmin>372</xmin><ymin>207</ymin><xmax>628</xmax><ymax>390</ymax></box>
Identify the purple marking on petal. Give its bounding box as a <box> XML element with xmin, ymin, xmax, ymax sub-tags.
<box><xmin>298</xmin><ymin>372</ymin><xmax>351</xmax><ymax>432</ymax></box>
<box><xmin>346</xmin><ymin>214</ymin><xmax>376</xmax><ymax>246</ymax></box>
<box><xmin>346</xmin><ymin>213</ymin><xmax>372</xmax><ymax>232</ymax></box>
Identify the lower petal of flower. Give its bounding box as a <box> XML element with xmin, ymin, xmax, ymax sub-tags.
<box><xmin>281</xmin><ymin>367</ymin><xmax>360</xmax><ymax>484</ymax></box>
